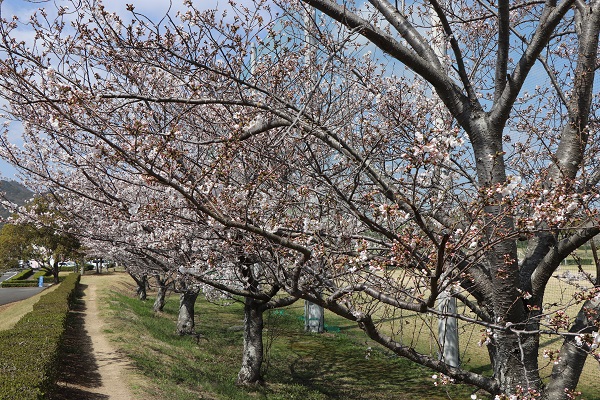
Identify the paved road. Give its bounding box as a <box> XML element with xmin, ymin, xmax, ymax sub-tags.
<box><xmin>0</xmin><ymin>287</ymin><xmax>46</xmax><ymax>305</ymax></box>
<box><xmin>0</xmin><ymin>271</ymin><xmax>45</xmax><ymax>305</ymax></box>
<box><xmin>0</xmin><ymin>271</ymin><xmax>18</xmax><ymax>283</ymax></box>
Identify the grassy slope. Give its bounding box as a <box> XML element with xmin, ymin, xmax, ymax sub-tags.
<box><xmin>4</xmin><ymin>270</ymin><xmax>595</xmax><ymax>398</ymax></box>
<box><xmin>98</xmin><ymin>275</ymin><xmax>476</xmax><ymax>400</ymax></box>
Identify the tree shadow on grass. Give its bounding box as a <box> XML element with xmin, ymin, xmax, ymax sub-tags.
<box><xmin>50</xmin><ymin>283</ymin><xmax>108</xmax><ymax>400</ymax></box>
<box><xmin>275</xmin><ymin>332</ymin><xmax>473</xmax><ymax>400</ymax></box>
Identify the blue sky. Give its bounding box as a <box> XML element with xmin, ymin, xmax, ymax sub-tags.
<box><xmin>0</xmin><ymin>1</ymin><xmax>591</xmax><ymax>182</ymax></box>
<box><xmin>0</xmin><ymin>0</ymin><xmax>238</xmax><ymax>180</ymax></box>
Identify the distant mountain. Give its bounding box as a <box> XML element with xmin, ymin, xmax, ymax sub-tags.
<box><xmin>0</xmin><ymin>180</ymin><xmax>33</xmax><ymax>219</ymax></box>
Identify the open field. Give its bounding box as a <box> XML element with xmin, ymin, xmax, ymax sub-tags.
<box><xmin>98</xmin><ymin>269</ymin><xmax>599</xmax><ymax>398</ymax></box>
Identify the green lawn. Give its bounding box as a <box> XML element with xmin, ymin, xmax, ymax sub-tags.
<box><xmin>95</xmin><ymin>268</ymin><xmax>600</xmax><ymax>400</ymax></box>
<box><xmin>100</xmin><ymin>283</ymin><xmax>477</xmax><ymax>400</ymax></box>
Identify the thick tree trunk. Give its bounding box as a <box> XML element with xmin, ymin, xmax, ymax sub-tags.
<box><xmin>590</xmin><ymin>239</ymin><xmax>600</xmax><ymax>286</ymax></box>
<box><xmin>544</xmin><ymin>340</ymin><xmax>588</xmax><ymax>400</ymax></box>
<box><xmin>153</xmin><ymin>283</ymin><xmax>167</xmax><ymax>312</ymax></box>
<box><xmin>543</xmin><ymin>298</ymin><xmax>600</xmax><ymax>399</ymax></box>
<box><xmin>237</xmin><ymin>297</ymin><xmax>264</xmax><ymax>385</ymax></box>
<box><xmin>177</xmin><ymin>290</ymin><xmax>199</xmax><ymax>335</ymax></box>
<box><xmin>136</xmin><ymin>275</ymin><xmax>147</xmax><ymax>300</ymax></box>
<box><xmin>491</xmin><ymin>329</ymin><xmax>541</xmax><ymax>395</ymax></box>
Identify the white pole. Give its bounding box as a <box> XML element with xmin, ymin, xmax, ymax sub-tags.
<box><xmin>431</xmin><ymin>4</ymin><xmax>459</xmax><ymax>368</ymax></box>
<box><xmin>438</xmin><ymin>289</ymin><xmax>459</xmax><ymax>367</ymax></box>
<box><xmin>303</xmin><ymin>6</ymin><xmax>325</xmax><ymax>334</ymax></box>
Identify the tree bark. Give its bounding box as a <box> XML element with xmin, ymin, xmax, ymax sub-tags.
<box><xmin>237</xmin><ymin>296</ymin><xmax>264</xmax><ymax>385</ymax></box>
<box><xmin>153</xmin><ymin>278</ymin><xmax>167</xmax><ymax>312</ymax></box>
<box><xmin>137</xmin><ymin>276</ymin><xmax>148</xmax><ymax>300</ymax></box>
<box><xmin>491</xmin><ymin>330</ymin><xmax>541</xmax><ymax>394</ymax></box>
<box><xmin>177</xmin><ymin>289</ymin><xmax>199</xmax><ymax>335</ymax></box>
<box><xmin>52</xmin><ymin>259</ymin><xmax>60</xmax><ymax>284</ymax></box>
<box><xmin>590</xmin><ymin>239</ymin><xmax>600</xmax><ymax>286</ymax></box>
<box><xmin>543</xmin><ymin>297</ymin><xmax>600</xmax><ymax>399</ymax></box>
<box><xmin>544</xmin><ymin>340</ymin><xmax>588</xmax><ymax>400</ymax></box>
<box><xmin>130</xmin><ymin>273</ymin><xmax>148</xmax><ymax>300</ymax></box>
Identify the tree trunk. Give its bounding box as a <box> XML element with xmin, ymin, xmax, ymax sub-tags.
<box><xmin>543</xmin><ymin>339</ymin><xmax>588</xmax><ymax>400</ymax></box>
<box><xmin>590</xmin><ymin>239</ymin><xmax>600</xmax><ymax>286</ymax></box>
<box><xmin>52</xmin><ymin>260</ymin><xmax>60</xmax><ymax>284</ymax></box>
<box><xmin>136</xmin><ymin>275</ymin><xmax>147</xmax><ymax>300</ymax></box>
<box><xmin>153</xmin><ymin>282</ymin><xmax>167</xmax><ymax>312</ymax></box>
<box><xmin>177</xmin><ymin>289</ymin><xmax>199</xmax><ymax>335</ymax></box>
<box><xmin>492</xmin><ymin>330</ymin><xmax>541</xmax><ymax>395</ymax></box>
<box><xmin>543</xmin><ymin>297</ymin><xmax>600</xmax><ymax>399</ymax></box>
<box><xmin>237</xmin><ymin>297</ymin><xmax>264</xmax><ymax>385</ymax></box>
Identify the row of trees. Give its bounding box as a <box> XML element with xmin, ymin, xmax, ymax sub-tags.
<box><xmin>0</xmin><ymin>0</ymin><xmax>598</xmax><ymax>398</ymax></box>
<box><xmin>0</xmin><ymin>198</ymin><xmax>81</xmax><ymax>283</ymax></box>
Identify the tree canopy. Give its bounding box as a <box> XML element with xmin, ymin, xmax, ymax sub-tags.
<box><xmin>0</xmin><ymin>0</ymin><xmax>598</xmax><ymax>398</ymax></box>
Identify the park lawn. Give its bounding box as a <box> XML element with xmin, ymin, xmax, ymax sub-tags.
<box><xmin>2</xmin><ymin>264</ymin><xmax>597</xmax><ymax>397</ymax></box>
<box><xmin>94</xmin><ymin>262</ymin><xmax>600</xmax><ymax>399</ymax></box>
<box><xmin>97</xmin><ymin>277</ymin><xmax>477</xmax><ymax>400</ymax></box>
<box><xmin>363</xmin><ymin>261</ymin><xmax>600</xmax><ymax>398</ymax></box>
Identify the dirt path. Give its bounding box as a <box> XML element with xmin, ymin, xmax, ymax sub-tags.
<box><xmin>52</xmin><ymin>274</ymin><xmax>137</xmax><ymax>400</ymax></box>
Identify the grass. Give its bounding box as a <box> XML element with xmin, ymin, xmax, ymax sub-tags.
<box><xmin>3</xmin><ymin>265</ymin><xmax>592</xmax><ymax>399</ymax></box>
<box><xmin>361</xmin><ymin>261</ymin><xmax>600</xmax><ymax>399</ymax></box>
<box><xmin>94</xmin><ymin>268</ymin><xmax>600</xmax><ymax>399</ymax></box>
<box><xmin>98</xmin><ymin>278</ymin><xmax>477</xmax><ymax>400</ymax></box>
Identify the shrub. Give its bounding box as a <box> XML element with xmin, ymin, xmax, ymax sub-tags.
<box><xmin>32</xmin><ymin>270</ymin><xmax>51</xmax><ymax>279</ymax></box>
<box><xmin>0</xmin><ymin>280</ymin><xmax>39</xmax><ymax>287</ymax></box>
<box><xmin>1</xmin><ymin>276</ymin><xmax>66</xmax><ymax>287</ymax></box>
<box><xmin>5</xmin><ymin>268</ymin><xmax>32</xmax><ymax>280</ymax></box>
<box><xmin>0</xmin><ymin>273</ymin><xmax>80</xmax><ymax>399</ymax></box>
<box><xmin>0</xmin><ymin>269</ymin><xmax>34</xmax><ymax>287</ymax></box>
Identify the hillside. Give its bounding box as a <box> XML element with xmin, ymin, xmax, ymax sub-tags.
<box><xmin>0</xmin><ymin>180</ymin><xmax>33</xmax><ymax>219</ymax></box>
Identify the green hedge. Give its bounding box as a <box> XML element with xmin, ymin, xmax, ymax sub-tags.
<box><xmin>1</xmin><ymin>276</ymin><xmax>65</xmax><ymax>288</ymax></box>
<box><xmin>0</xmin><ymin>280</ymin><xmax>39</xmax><ymax>287</ymax></box>
<box><xmin>7</xmin><ymin>269</ymin><xmax>32</xmax><ymax>281</ymax></box>
<box><xmin>32</xmin><ymin>270</ymin><xmax>51</xmax><ymax>279</ymax></box>
<box><xmin>1</xmin><ymin>269</ymin><xmax>59</xmax><ymax>287</ymax></box>
<box><xmin>0</xmin><ymin>269</ymin><xmax>34</xmax><ymax>287</ymax></box>
<box><xmin>0</xmin><ymin>273</ymin><xmax>80</xmax><ymax>399</ymax></box>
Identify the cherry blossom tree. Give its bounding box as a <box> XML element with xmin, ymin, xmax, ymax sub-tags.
<box><xmin>0</xmin><ymin>0</ymin><xmax>598</xmax><ymax>398</ymax></box>
<box><xmin>23</xmin><ymin>159</ymin><xmax>300</xmax><ymax>384</ymax></box>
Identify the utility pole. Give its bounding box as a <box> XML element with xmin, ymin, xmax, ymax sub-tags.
<box><xmin>430</xmin><ymin>3</ymin><xmax>460</xmax><ymax>368</ymax></box>
<box><xmin>303</xmin><ymin>6</ymin><xmax>325</xmax><ymax>334</ymax></box>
